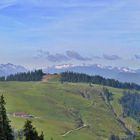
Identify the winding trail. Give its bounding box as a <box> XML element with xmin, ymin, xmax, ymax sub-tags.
<box><xmin>62</xmin><ymin>124</ymin><xmax>88</xmax><ymax>137</ymax></box>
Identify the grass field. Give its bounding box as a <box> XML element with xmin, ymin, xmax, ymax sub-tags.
<box><xmin>0</xmin><ymin>79</ymin><xmax>138</xmax><ymax>140</ymax></box>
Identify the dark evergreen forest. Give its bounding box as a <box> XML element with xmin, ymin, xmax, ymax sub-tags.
<box><xmin>120</xmin><ymin>91</ymin><xmax>140</xmax><ymax>122</ymax></box>
<box><xmin>61</xmin><ymin>71</ymin><xmax>140</xmax><ymax>90</ymax></box>
<box><xmin>0</xmin><ymin>70</ymin><xmax>44</xmax><ymax>81</ymax></box>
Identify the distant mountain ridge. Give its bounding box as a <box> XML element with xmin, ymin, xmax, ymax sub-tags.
<box><xmin>0</xmin><ymin>63</ymin><xmax>27</xmax><ymax>76</ymax></box>
<box><xmin>0</xmin><ymin>63</ymin><xmax>140</xmax><ymax>84</ymax></box>
<box><xmin>44</xmin><ymin>64</ymin><xmax>140</xmax><ymax>84</ymax></box>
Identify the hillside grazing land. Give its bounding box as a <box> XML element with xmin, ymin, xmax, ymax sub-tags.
<box><xmin>0</xmin><ymin>76</ymin><xmax>139</xmax><ymax>140</ymax></box>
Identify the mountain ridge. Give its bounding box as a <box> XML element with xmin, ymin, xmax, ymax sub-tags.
<box><xmin>0</xmin><ymin>63</ymin><xmax>140</xmax><ymax>84</ymax></box>
<box><xmin>44</xmin><ymin>64</ymin><xmax>140</xmax><ymax>84</ymax></box>
<box><xmin>0</xmin><ymin>63</ymin><xmax>27</xmax><ymax>76</ymax></box>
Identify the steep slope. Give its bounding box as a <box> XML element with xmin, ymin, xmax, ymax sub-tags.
<box><xmin>0</xmin><ymin>75</ymin><xmax>137</xmax><ymax>140</ymax></box>
<box><xmin>0</xmin><ymin>80</ymin><xmax>137</xmax><ymax>139</ymax></box>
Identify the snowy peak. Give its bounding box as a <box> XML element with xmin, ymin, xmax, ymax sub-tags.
<box><xmin>117</xmin><ymin>67</ymin><xmax>136</xmax><ymax>73</ymax></box>
<box><xmin>44</xmin><ymin>64</ymin><xmax>140</xmax><ymax>84</ymax></box>
<box><xmin>54</xmin><ymin>64</ymin><xmax>75</xmax><ymax>69</ymax></box>
<box><xmin>49</xmin><ymin>64</ymin><xmax>136</xmax><ymax>73</ymax></box>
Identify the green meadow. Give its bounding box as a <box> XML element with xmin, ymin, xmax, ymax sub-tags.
<box><xmin>0</xmin><ymin>80</ymin><xmax>138</xmax><ymax>140</ymax></box>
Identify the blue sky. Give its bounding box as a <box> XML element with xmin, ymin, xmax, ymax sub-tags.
<box><xmin>0</xmin><ymin>0</ymin><xmax>140</xmax><ymax>69</ymax></box>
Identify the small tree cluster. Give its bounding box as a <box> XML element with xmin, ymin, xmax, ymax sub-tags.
<box><xmin>23</xmin><ymin>120</ymin><xmax>44</xmax><ymax>140</ymax></box>
<box><xmin>109</xmin><ymin>135</ymin><xmax>120</xmax><ymax>140</ymax></box>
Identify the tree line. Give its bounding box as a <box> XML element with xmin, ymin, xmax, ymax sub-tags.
<box><xmin>0</xmin><ymin>70</ymin><xmax>44</xmax><ymax>81</ymax></box>
<box><xmin>61</xmin><ymin>71</ymin><xmax>140</xmax><ymax>90</ymax></box>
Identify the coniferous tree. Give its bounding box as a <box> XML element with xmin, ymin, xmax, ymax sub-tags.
<box><xmin>0</xmin><ymin>95</ymin><xmax>14</xmax><ymax>140</ymax></box>
<box><xmin>136</xmin><ymin>126</ymin><xmax>140</xmax><ymax>140</ymax></box>
<box><xmin>23</xmin><ymin>120</ymin><xmax>44</xmax><ymax>140</ymax></box>
<box><xmin>61</xmin><ymin>71</ymin><xmax>140</xmax><ymax>90</ymax></box>
<box><xmin>39</xmin><ymin>132</ymin><xmax>44</xmax><ymax>140</ymax></box>
<box><xmin>6</xmin><ymin>69</ymin><xmax>44</xmax><ymax>81</ymax></box>
<box><xmin>120</xmin><ymin>91</ymin><xmax>140</xmax><ymax>122</ymax></box>
<box><xmin>109</xmin><ymin>135</ymin><xmax>120</xmax><ymax>140</ymax></box>
<box><xmin>0</xmin><ymin>77</ymin><xmax>5</xmax><ymax>81</ymax></box>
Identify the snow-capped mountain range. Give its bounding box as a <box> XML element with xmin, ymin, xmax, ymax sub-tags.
<box><xmin>0</xmin><ymin>63</ymin><xmax>140</xmax><ymax>84</ymax></box>
<box><xmin>44</xmin><ymin>64</ymin><xmax>140</xmax><ymax>84</ymax></box>
<box><xmin>44</xmin><ymin>64</ymin><xmax>136</xmax><ymax>74</ymax></box>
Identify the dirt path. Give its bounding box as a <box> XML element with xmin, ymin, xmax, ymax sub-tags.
<box><xmin>42</xmin><ymin>75</ymin><xmax>52</xmax><ymax>82</ymax></box>
<box><xmin>62</xmin><ymin>124</ymin><xmax>88</xmax><ymax>137</ymax></box>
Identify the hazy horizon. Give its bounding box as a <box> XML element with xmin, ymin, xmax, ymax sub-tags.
<box><xmin>0</xmin><ymin>0</ymin><xmax>140</xmax><ymax>69</ymax></box>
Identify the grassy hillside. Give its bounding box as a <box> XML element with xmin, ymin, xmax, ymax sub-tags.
<box><xmin>0</xmin><ymin>78</ymin><xmax>138</xmax><ymax>140</ymax></box>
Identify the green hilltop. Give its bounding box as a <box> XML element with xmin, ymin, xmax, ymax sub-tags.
<box><xmin>0</xmin><ymin>75</ymin><xmax>139</xmax><ymax>140</ymax></box>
